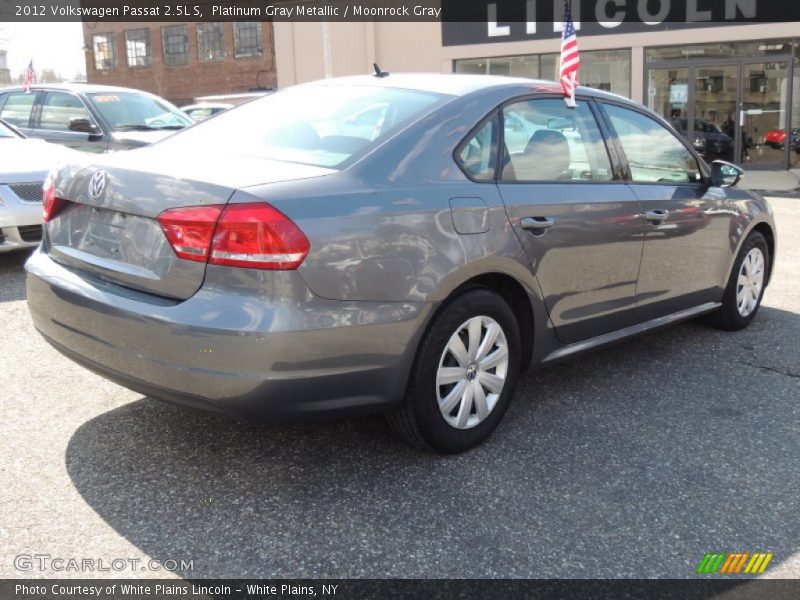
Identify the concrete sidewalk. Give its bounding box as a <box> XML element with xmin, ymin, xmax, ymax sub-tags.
<box><xmin>740</xmin><ymin>168</ymin><xmax>800</xmax><ymax>193</ymax></box>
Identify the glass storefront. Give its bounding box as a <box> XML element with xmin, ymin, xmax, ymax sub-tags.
<box><xmin>454</xmin><ymin>49</ymin><xmax>631</xmax><ymax>98</ymax></box>
<box><xmin>646</xmin><ymin>39</ymin><xmax>798</xmax><ymax>169</ymax></box>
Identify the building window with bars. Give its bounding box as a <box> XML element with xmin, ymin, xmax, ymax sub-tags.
<box><xmin>197</xmin><ymin>23</ymin><xmax>226</xmax><ymax>62</ymax></box>
<box><xmin>162</xmin><ymin>25</ymin><xmax>189</xmax><ymax>66</ymax></box>
<box><xmin>93</xmin><ymin>33</ymin><xmax>117</xmax><ymax>70</ymax></box>
<box><xmin>125</xmin><ymin>29</ymin><xmax>152</xmax><ymax>68</ymax></box>
<box><xmin>233</xmin><ymin>22</ymin><xmax>263</xmax><ymax>59</ymax></box>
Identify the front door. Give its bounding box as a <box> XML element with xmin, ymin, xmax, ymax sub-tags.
<box><xmin>599</xmin><ymin>102</ymin><xmax>732</xmax><ymax>319</ymax></box>
<box><xmin>496</xmin><ymin>97</ymin><xmax>644</xmax><ymax>344</ymax></box>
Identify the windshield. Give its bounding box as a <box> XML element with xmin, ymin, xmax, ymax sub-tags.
<box><xmin>159</xmin><ymin>84</ymin><xmax>449</xmax><ymax>168</ymax></box>
<box><xmin>87</xmin><ymin>92</ymin><xmax>192</xmax><ymax>131</ymax></box>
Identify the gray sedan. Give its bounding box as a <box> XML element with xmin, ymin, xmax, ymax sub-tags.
<box><xmin>25</xmin><ymin>75</ymin><xmax>776</xmax><ymax>453</ymax></box>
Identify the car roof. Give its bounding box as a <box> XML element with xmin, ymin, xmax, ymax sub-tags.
<box><xmin>0</xmin><ymin>82</ymin><xmax>156</xmax><ymax>95</ymax></box>
<box><xmin>300</xmin><ymin>73</ymin><xmax>638</xmax><ymax>105</ymax></box>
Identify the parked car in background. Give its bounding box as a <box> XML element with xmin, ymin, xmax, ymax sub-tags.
<box><xmin>193</xmin><ymin>91</ymin><xmax>271</xmax><ymax>107</ymax></box>
<box><xmin>26</xmin><ymin>75</ymin><xmax>775</xmax><ymax>453</ymax></box>
<box><xmin>181</xmin><ymin>102</ymin><xmax>234</xmax><ymax>121</ymax></box>
<box><xmin>671</xmin><ymin>118</ymin><xmax>733</xmax><ymax>159</ymax></box>
<box><xmin>0</xmin><ymin>118</ymin><xmax>79</xmax><ymax>252</ymax></box>
<box><xmin>0</xmin><ymin>83</ymin><xmax>192</xmax><ymax>153</ymax></box>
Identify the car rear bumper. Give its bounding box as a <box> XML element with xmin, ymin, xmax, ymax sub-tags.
<box><xmin>26</xmin><ymin>249</ymin><xmax>432</xmax><ymax>421</ymax></box>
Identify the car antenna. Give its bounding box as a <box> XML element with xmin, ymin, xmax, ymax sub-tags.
<box><xmin>373</xmin><ymin>63</ymin><xmax>389</xmax><ymax>78</ymax></box>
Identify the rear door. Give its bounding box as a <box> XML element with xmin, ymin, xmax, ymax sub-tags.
<box><xmin>597</xmin><ymin>102</ymin><xmax>731</xmax><ymax>319</ymax></box>
<box><xmin>496</xmin><ymin>96</ymin><xmax>644</xmax><ymax>344</ymax></box>
<box><xmin>0</xmin><ymin>90</ymin><xmax>39</xmax><ymax>134</ymax></box>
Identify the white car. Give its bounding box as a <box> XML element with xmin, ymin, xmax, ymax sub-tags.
<box><xmin>181</xmin><ymin>102</ymin><xmax>234</xmax><ymax>122</ymax></box>
<box><xmin>0</xmin><ymin>119</ymin><xmax>79</xmax><ymax>253</ymax></box>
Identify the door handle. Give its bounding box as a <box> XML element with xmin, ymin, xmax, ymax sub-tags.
<box><xmin>644</xmin><ymin>209</ymin><xmax>669</xmax><ymax>223</ymax></box>
<box><xmin>520</xmin><ymin>216</ymin><xmax>554</xmax><ymax>233</ymax></box>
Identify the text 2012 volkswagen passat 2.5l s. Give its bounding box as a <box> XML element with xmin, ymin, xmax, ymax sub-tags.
<box><xmin>26</xmin><ymin>75</ymin><xmax>776</xmax><ymax>453</ymax></box>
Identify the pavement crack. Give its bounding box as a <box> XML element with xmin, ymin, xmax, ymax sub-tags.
<box><xmin>741</xmin><ymin>360</ymin><xmax>800</xmax><ymax>379</ymax></box>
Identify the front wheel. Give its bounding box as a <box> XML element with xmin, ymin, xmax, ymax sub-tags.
<box><xmin>706</xmin><ymin>231</ymin><xmax>770</xmax><ymax>331</ymax></box>
<box><xmin>388</xmin><ymin>289</ymin><xmax>522</xmax><ymax>454</ymax></box>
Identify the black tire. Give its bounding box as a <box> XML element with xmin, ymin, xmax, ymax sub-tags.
<box><xmin>387</xmin><ymin>288</ymin><xmax>522</xmax><ymax>454</ymax></box>
<box><xmin>705</xmin><ymin>231</ymin><xmax>769</xmax><ymax>331</ymax></box>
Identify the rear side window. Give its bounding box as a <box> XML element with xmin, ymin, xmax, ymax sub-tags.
<box><xmin>0</xmin><ymin>92</ymin><xmax>36</xmax><ymax>127</ymax></box>
<box><xmin>40</xmin><ymin>92</ymin><xmax>94</xmax><ymax>131</ymax></box>
<box><xmin>456</xmin><ymin>115</ymin><xmax>498</xmax><ymax>182</ymax></box>
<box><xmin>603</xmin><ymin>104</ymin><xmax>702</xmax><ymax>184</ymax></box>
<box><xmin>501</xmin><ymin>98</ymin><xmax>613</xmax><ymax>182</ymax></box>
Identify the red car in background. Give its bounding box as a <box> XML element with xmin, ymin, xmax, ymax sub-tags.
<box><xmin>765</xmin><ymin>128</ymin><xmax>800</xmax><ymax>151</ymax></box>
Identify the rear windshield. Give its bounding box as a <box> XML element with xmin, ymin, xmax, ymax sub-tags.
<box><xmin>159</xmin><ymin>84</ymin><xmax>449</xmax><ymax>168</ymax></box>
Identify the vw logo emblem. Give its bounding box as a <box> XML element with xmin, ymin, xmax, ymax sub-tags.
<box><xmin>88</xmin><ymin>170</ymin><xmax>107</xmax><ymax>200</ymax></box>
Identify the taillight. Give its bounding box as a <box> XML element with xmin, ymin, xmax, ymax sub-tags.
<box><xmin>157</xmin><ymin>203</ymin><xmax>309</xmax><ymax>270</ymax></box>
<box><xmin>156</xmin><ymin>205</ymin><xmax>224</xmax><ymax>263</ymax></box>
<box><xmin>42</xmin><ymin>181</ymin><xmax>66</xmax><ymax>222</ymax></box>
<box><xmin>210</xmin><ymin>203</ymin><xmax>310</xmax><ymax>270</ymax></box>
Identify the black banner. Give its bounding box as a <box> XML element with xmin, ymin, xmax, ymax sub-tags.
<box><xmin>3</xmin><ymin>580</ymin><xmax>800</xmax><ymax>600</ymax></box>
<box><xmin>1</xmin><ymin>0</ymin><xmax>800</xmax><ymax>23</ymax></box>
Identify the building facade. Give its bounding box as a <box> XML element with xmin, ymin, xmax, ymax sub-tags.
<box><xmin>274</xmin><ymin>17</ymin><xmax>800</xmax><ymax>170</ymax></box>
<box><xmin>0</xmin><ymin>50</ymin><xmax>11</xmax><ymax>86</ymax></box>
<box><xmin>82</xmin><ymin>22</ymin><xmax>276</xmax><ymax>105</ymax></box>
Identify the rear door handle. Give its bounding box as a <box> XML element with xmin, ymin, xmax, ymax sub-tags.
<box><xmin>644</xmin><ymin>209</ymin><xmax>669</xmax><ymax>223</ymax></box>
<box><xmin>520</xmin><ymin>216</ymin><xmax>554</xmax><ymax>233</ymax></box>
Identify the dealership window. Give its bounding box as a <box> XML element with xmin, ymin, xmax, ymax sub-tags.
<box><xmin>93</xmin><ymin>33</ymin><xmax>117</xmax><ymax>70</ymax></box>
<box><xmin>233</xmin><ymin>22</ymin><xmax>263</xmax><ymax>58</ymax></box>
<box><xmin>162</xmin><ymin>25</ymin><xmax>189</xmax><ymax>66</ymax></box>
<box><xmin>197</xmin><ymin>23</ymin><xmax>226</xmax><ymax>62</ymax></box>
<box><xmin>454</xmin><ymin>49</ymin><xmax>630</xmax><ymax>98</ymax></box>
<box><xmin>646</xmin><ymin>39</ymin><xmax>794</xmax><ymax>62</ymax></box>
<box><xmin>125</xmin><ymin>29</ymin><xmax>152</xmax><ymax>68</ymax></box>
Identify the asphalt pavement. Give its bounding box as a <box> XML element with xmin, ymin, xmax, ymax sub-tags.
<box><xmin>1</xmin><ymin>197</ymin><xmax>798</xmax><ymax>579</ymax></box>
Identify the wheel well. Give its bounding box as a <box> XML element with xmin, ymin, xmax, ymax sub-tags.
<box><xmin>447</xmin><ymin>273</ymin><xmax>535</xmax><ymax>370</ymax></box>
<box><xmin>752</xmin><ymin>223</ymin><xmax>775</xmax><ymax>284</ymax></box>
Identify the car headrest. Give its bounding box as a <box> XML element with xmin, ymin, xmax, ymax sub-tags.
<box><xmin>515</xmin><ymin>129</ymin><xmax>571</xmax><ymax>181</ymax></box>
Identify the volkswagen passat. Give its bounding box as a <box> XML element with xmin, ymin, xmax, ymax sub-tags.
<box><xmin>26</xmin><ymin>75</ymin><xmax>776</xmax><ymax>453</ymax></box>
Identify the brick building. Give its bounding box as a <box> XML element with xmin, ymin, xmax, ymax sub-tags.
<box><xmin>82</xmin><ymin>22</ymin><xmax>276</xmax><ymax>105</ymax></box>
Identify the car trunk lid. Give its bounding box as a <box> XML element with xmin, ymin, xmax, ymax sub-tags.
<box><xmin>45</xmin><ymin>148</ymin><xmax>334</xmax><ymax>300</ymax></box>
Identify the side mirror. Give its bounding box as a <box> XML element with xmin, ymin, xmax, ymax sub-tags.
<box><xmin>710</xmin><ymin>160</ymin><xmax>743</xmax><ymax>188</ymax></box>
<box><xmin>68</xmin><ymin>118</ymin><xmax>101</xmax><ymax>135</ymax></box>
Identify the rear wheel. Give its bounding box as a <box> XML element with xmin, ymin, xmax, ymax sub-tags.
<box><xmin>706</xmin><ymin>231</ymin><xmax>769</xmax><ymax>331</ymax></box>
<box><xmin>388</xmin><ymin>289</ymin><xmax>521</xmax><ymax>454</ymax></box>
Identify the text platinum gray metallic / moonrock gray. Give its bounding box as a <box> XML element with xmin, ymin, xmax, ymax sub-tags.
<box><xmin>25</xmin><ymin>74</ymin><xmax>776</xmax><ymax>453</ymax></box>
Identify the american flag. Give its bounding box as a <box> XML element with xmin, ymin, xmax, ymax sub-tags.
<box><xmin>559</xmin><ymin>0</ymin><xmax>580</xmax><ymax>107</ymax></box>
<box><xmin>23</xmin><ymin>60</ymin><xmax>36</xmax><ymax>94</ymax></box>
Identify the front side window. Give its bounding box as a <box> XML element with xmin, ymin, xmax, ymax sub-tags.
<box><xmin>233</xmin><ymin>22</ymin><xmax>263</xmax><ymax>58</ymax></box>
<box><xmin>159</xmin><ymin>84</ymin><xmax>448</xmax><ymax>168</ymax></box>
<box><xmin>197</xmin><ymin>23</ymin><xmax>226</xmax><ymax>62</ymax></box>
<box><xmin>502</xmin><ymin>98</ymin><xmax>613</xmax><ymax>182</ymax></box>
<box><xmin>603</xmin><ymin>104</ymin><xmax>702</xmax><ymax>184</ymax></box>
<box><xmin>125</xmin><ymin>29</ymin><xmax>152</xmax><ymax>68</ymax></box>
<box><xmin>0</xmin><ymin>92</ymin><xmax>36</xmax><ymax>127</ymax></box>
<box><xmin>93</xmin><ymin>33</ymin><xmax>117</xmax><ymax>70</ymax></box>
<box><xmin>40</xmin><ymin>92</ymin><xmax>94</xmax><ymax>131</ymax></box>
<box><xmin>162</xmin><ymin>25</ymin><xmax>189</xmax><ymax>66</ymax></box>
<box><xmin>456</xmin><ymin>116</ymin><xmax>498</xmax><ymax>182</ymax></box>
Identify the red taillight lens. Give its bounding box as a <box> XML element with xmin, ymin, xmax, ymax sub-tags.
<box><xmin>42</xmin><ymin>181</ymin><xmax>66</xmax><ymax>222</ymax></box>
<box><xmin>157</xmin><ymin>205</ymin><xmax>225</xmax><ymax>263</ymax></box>
<box><xmin>157</xmin><ymin>203</ymin><xmax>309</xmax><ymax>270</ymax></box>
<box><xmin>210</xmin><ymin>203</ymin><xmax>310</xmax><ymax>270</ymax></box>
